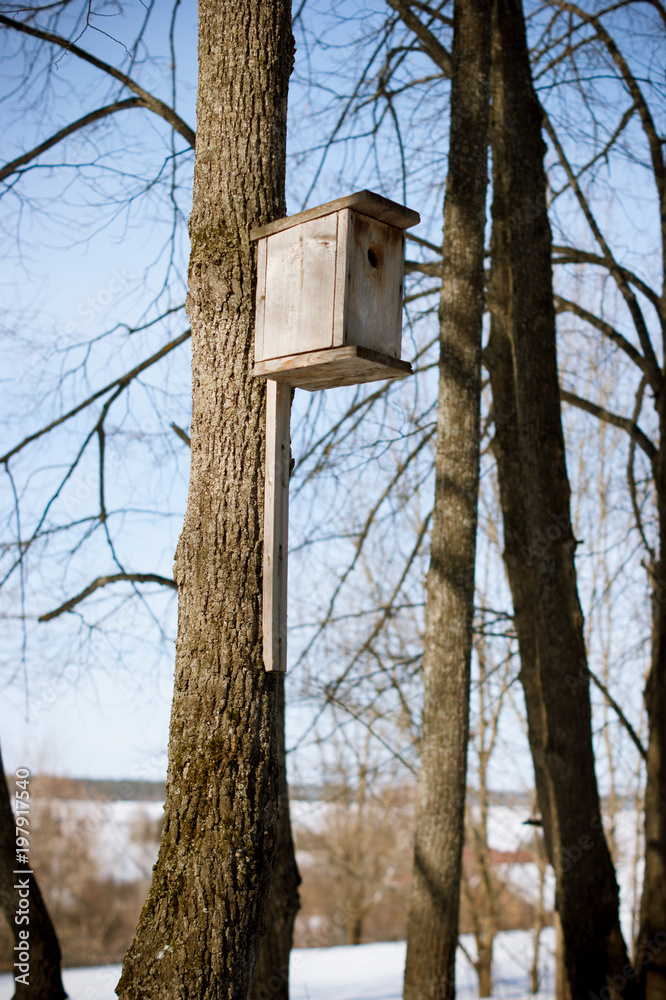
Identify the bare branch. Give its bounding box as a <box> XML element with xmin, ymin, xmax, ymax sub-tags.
<box><xmin>404</xmin><ymin>285</ymin><xmax>440</xmax><ymax>303</ymax></box>
<box><xmin>39</xmin><ymin>572</ymin><xmax>177</xmax><ymax>622</ymax></box>
<box><xmin>170</xmin><ymin>422</ymin><xmax>191</xmax><ymax>447</ymax></box>
<box><xmin>407</xmin><ymin>0</ymin><xmax>453</xmax><ymax>27</ymax></box>
<box><xmin>554</xmin><ymin>295</ymin><xmax>649</xmax><ymax>376</ymax></box>
<box><xmin>0</xmin><ymin>98</ymin><xmax>147</xmax><ymax>183</ymax></box>
<box><xmin>626</xmin><ymin>377</ymin><xmax>656</xmax><ymax>564</ymax></box>
<box><xmin>560</xmin><ymin>388</ymin><xmax>657</xmax><ymax>461</ymax></box>
<box><xmin>405</xmin><ymin>258</ymin><xmax>442</xmax><ymax>277</ymax></box>
<box><xmin>552</xmin><ymin>247</ymin><xmax>662</xmax><ymax>316</ymax></box>
<box><xmin>549</xmin><ymin>0</ymin><xmax>665</xmax><ymax>283</ymax></box>
<box><xmin>323</xmin><ymin>693</ymin><xmax>418</xmax><ymax>774</ymax></box>
<box><xmin>549</xmin><ymin>102</ymin><xmax>637</xmax><ymax>204</ymax></box>
<box><xmin>544</xmin><ymin>115</ymin><xmax>663</xmax><ymax>395</ymax></box>
<box><xmin>386</xmin><ymin>0</ymin><xmax>452</xmax><ymax>77</ymax></box>
<box><xmin>293</xmin><ymin>428</ymin><xmax>435</xmax><ymax>679</ymax></box>
<box><xmin>406</xmin><ymin>232</ymin><xmax>442</xmax><ymax>253</ymax></box>
<box><xmin>456</xmin><ymin>936</ymin><xmax>477</xmax><ymax>968</ymax></box>
<box><xmin>587</xmin><ymin>667</ymin><xmax>647</xmax><ymax>761</ymax></box>
<box><xmin>0</xmin><ymin>14</ymin><xmax>196</xmax><ymax>148</ymax></box>
<box><xmin>1</xmin><ymin>330</ymin><xmax>191</xmax><ymax>464</ymax></box>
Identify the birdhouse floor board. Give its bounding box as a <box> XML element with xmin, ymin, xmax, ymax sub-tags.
<box><xmin>253</xmin><ymin>346</ymin><xmax>412</xmax><ymax>391</ymax></box>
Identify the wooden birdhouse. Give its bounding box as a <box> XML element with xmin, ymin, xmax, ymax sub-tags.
<box><xmin>253</xmin><ymin>190</ymin><xmax>420</xmax><ymax>673</ymax></box>
<box><xmin>251</xmin><ymin>191</ymin><xmax>420</xmax><ymax>390</ymax></box>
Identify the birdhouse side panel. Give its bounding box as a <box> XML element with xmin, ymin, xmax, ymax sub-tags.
<box><xmin>257</xmin><ymin>215</ymin><xmax>338</xmax><ymax>362</ymax></box>
<box><xmin>344</xmin><ymin>214</ymin><xmax>404</xmax><ymax>359</ymax></box>
<box><xmin>254</xmin><ymin>236</ymin><xmax>268</xmax><ymax>362</ymax></box>
<box><xmin>331</xmin><ymin>209</ymin><xmax>349</xmax><ymax>349</ymax></box>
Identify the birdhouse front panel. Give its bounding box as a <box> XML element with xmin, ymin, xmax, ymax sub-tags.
<box><xmin>251</xmin><ymin>191</ymin><xmax>420</xmax><ymax>390</ymax></box>
<box><xmin>256</xmin><ymin>214</ymin><xmax>339</xmax><ymax>362</ymax></box>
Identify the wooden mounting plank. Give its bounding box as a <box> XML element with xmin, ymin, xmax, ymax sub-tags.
<box><xmin>250</xmin><ymin>190</ymin><xmax>420</xmax><ymax>241</ymax></box>
<box><xmin>263</xmin><ymin>380</ymin><xmax>291</xmax><ymax>672</ymax></box>
<box><xmin>253</xmin><ymin>345</ymin><xmax>413</xmax><ymax>391</ymax></box>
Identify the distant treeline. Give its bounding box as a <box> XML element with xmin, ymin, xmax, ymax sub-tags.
<box><xmin>3</xmin><ymin>775</ymin><xmax>166</xmax><ymax>802</ymax></box>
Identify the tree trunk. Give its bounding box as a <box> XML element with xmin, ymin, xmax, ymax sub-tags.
<box><xmin>636</xmin><ymin>491</ymin><xmax>666</xmax><ymax>996</ymax></box>
<box><xmin>251</xmin><ymin>677</ymin><xmax>300</xmax><ymax>1000</ymax></box>
<box><xmin>345</xmin><ymin>914</ymin><xmax>363</xmax><ymax>947</ymax></box>
<box><xmin>402</xmin><ymin>1</ymin><xmax>491</xmax><ymax>997</ymax></box>
<box><xmin>554</xmin><ymin>913</ymin><xmax>572</xmax><ymax>1000</ymax></box>
<box><xmin>116</xmin><ymin>1</ymin><xmax>293</xmax><ymax>997</ymax></box>
<box><xmin>476</xmin><ymin>949</ymin><xmax>492</xmax><ymax>999</ymax></box>
<box><xmin>0</xmin><ymin>749</ymin><xmax>66</xmax><ymax>1000</ymax></box>
<box><xmin>485</xmin><ymin>0</ymin><xmax>635</xmax><ymax>994</ymax></box>
<box><xmin>529</xmin><ymin>818</ymin><xmax>547</xmax><ymax>997</ymax></box>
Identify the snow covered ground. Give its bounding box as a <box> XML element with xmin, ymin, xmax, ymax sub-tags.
<box><xmin>0</xmin><ymin>931</ymin><xmax>555</xmax><ymax>1000</ymax></box>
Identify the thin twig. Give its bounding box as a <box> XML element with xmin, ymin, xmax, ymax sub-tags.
<box><xmin>1</xmin><ymin>330</ymin><xmax>191</xmax><ymax>464</ymax></box>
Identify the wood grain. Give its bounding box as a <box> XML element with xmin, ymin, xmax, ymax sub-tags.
<box><xmin>250</xmin><ymin>189</ymin><xmax>420</xmax><ymax>240</ymax></box>
<box><xmin>258</xmin><ymin>215</ymin><xmax>338</xmax><ymax>361</ymax></box>
<box><xmin>254</xmin><ymin>236</ymin><xmax>267</xmax><ymax>361</ymax></box>
<box><xmin>253</xmin><ymin>345</ymin><xmax>412</xmax><ymax>391</ymax></box>
<box><xmin>344</xmin><ymin>212</ymin><xmax>404</xmax><ymax>358</ymax></box>
<box><xmin>263</xmin><ymin>379</ymin><xmax>291</xmax><ymax>672</ymax></box>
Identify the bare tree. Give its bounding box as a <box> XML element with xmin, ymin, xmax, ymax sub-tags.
<box><xmin>401</xmin><ymin>2</ymin><xmax>492</xmax><ymax>998</ymax></box>
<box><xmin>115</xmin><ymin>0</ymin><xmax>294</xmax><ymax>994</ymax></box>
<box><xmin>294</xmin><ymin>730</ymin><xmax>411</xmax><ymax>949</ymax></box>
<box><xmin>3</xmin><ymin>0</ymin><xmax>663</xmax><ymax>995</ymax></box>
<box><xmin>461</xmin><ymin>629</ymin><xmax>514</xmax><ymax>997</ymax></box>
<box><xmin>251</xmin><ymin>676</ymin><xmax>300</xmax><ymax>1000</ymax></box>
<box><xmin>287</xmin><ymin>3</ymin><xmax>653</xmax><ymax>993</ymax></box>
<box><xmin>533</xmin><ymin>4</ymin><xmax>666</xmax><ymax>991</ymax></box>
<box><xmin>485</xmin><ymin>0</ymin><xmax>634</xmax><ymax>989</ymax></box>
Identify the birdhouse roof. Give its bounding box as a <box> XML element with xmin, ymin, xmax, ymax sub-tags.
<box><xmin>250</xmin><ymin>190</ymin><xmax>420</xmax><ymax>241</ymax></box>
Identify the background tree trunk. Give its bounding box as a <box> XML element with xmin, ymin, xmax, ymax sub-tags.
<box><xmin>402</xmin><ymin>1</ymin><xmax>491</xmax><ymax>997</ymax></box>
<box><xmin>116</xmin><ymin>1</ymin><xmax>293</xmax><ymax>997</ymax></box>
<box><xmin>251</xmin><ymin>677</ymin><xmax>300</xmax><ymax>1000</ymax></box>
<box><xmin>0</xmin><ymin>748</ymin><xmax>66</xmax><ymax>1000</ymax></box>
<box><xmin>486</xmin><ymin>0</ymin><xmax>634</xmax><ymax>993</ymax></box>
<box><xmin>636</xmin><ymin>428</ymin><xmax>666</xmax><ymax>995</ymax></box>
<box><xmin>637</xmin><ymin>542</ymin><xmax>666</xmax><ymax>995</ymax></box>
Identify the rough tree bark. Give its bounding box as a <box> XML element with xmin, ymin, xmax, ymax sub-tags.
<box><xmin>250</xmin><ymin>676</ymin><xmax>301</xmax><ymax>1000</ymax></box>
<box><xmin>637</xmin><ymin>490</ymin><xmax>666</xmax><ymax>995</ymax></box>
<box><xmin>485</xmin><ymin>0</ymin><xmax>635</xmax><ymax>994</ymax></box>
<box><xmin>638</xmin><ymin>372</ymin><xmax>666</xmax><ymax>992</ymax></box>
<box><xmin>116</xmin><ymin>0</ymin><xmax>293</xmax><ymax>997</ymax></box>
<box><xmin>402</xmin><ymin>1</ymin><xmax>491</xmax><ymax>997</ymax></box>
<box><xmin>0</xmin><ymin>747</ymin><xmax>66</xmax><ymax>1000</ymax></box>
